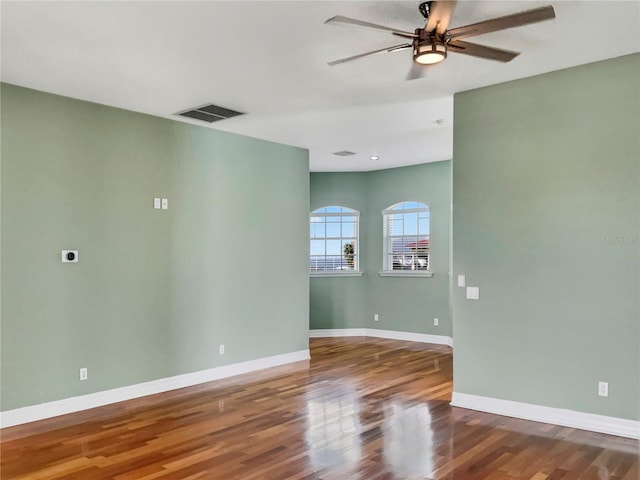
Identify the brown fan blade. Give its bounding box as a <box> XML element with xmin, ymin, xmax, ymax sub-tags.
<box><xmin>324</xmin><ymin>15</ymin><xmax>417</xmax><ymax>38</ymax></box>
<box><xmin>406</xmin><ymin>62</ymin><xmax>428</xmax><ymax>81</ymax></box>
<box><xmin>447</xmin><ymin>5</ymin><xmax>555</xmax><ymax>41</ymax></box>
<box><xmin>425</xmin><ymin>1</ymin><xmax>457</xmax><ymax>34</ymax></box>
<box><xmin>327</xmin><ymin>43</ymin><xmax>411</xmax><ymax>66</ymax></box>
<box><xmin>448</xmin><ymin>39</ymin><xmax>519</xmax><ymax>62</ymax></box>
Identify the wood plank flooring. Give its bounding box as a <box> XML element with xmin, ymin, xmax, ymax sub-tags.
<box><xmin>1</xmin><ymin>337</ymin><xmax>638</xmax><ymax>479</ymax></box>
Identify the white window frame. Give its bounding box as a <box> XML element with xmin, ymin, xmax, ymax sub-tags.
<box><xmin>310</xmin><ymin>206</ymin><xmax>361</xmax><ymax>276</ymax></box>
<box><xmin>380</xmin><ymin>201</ymin><xmax>432</xmax><ymax>277</ymax></box>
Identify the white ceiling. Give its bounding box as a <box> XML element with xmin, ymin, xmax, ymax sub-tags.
<box><xmin>2</xmin><ymin>1</ymin><xmax>639</xmax><ymax>172</ymax></box>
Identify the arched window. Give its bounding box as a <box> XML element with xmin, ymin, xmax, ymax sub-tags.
<box><xmin>382</xmin><ymin>201</ymin><xmax>430</xmax><ymax>272</ymax></box>
<box><xmin>310</xmin><ymin>206</ymin><xmax>359</xmax><ymax>273</ymax></box>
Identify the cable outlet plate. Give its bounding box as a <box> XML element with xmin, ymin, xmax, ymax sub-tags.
<box><xmin>61</xmin><ymin>250</ymin><xmax>78</xmax><ymax>263</ymax></box>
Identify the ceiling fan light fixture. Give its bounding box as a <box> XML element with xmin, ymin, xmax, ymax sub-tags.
<box><xmin>413</xmin><ymin>41</ymin><xmax>447</xmax><ymax>65</ymax></box>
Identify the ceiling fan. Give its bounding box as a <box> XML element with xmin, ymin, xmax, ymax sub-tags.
<box><xmin>325</xmin><ymin>1</ymin><xmax>555</xmax><ymax>79</ymax></box>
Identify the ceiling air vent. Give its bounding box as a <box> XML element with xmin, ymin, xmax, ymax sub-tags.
<box><xmin>176</xmin><ymin>103</ymin><xmax>244</xmax><ymax>123</ymax></box>
<box><xmin>333</xmin><ymin>150</ymin><xmax>356</xmax><ymax>157</ymax></box>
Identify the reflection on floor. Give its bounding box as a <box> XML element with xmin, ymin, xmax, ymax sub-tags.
<box><xmin>384</xmin><ymin>402</ymin><xmax>437</xmax><ymax>478</ymax></box>
<box><xmin>307</xmin><ymin>386</ymin><xmax>362</xmax><ymax>471</ymax></box>
<box><xmin>1</xmin><ymin>337</ymin><xmax>638</xmax><ymax>479</ymax></box>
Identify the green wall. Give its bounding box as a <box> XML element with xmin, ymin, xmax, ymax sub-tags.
<box><xmin>1</xmin><ymin>83</ymin><xmax>310</xmax><ymax>411</ymax></box>
<box><xmin>310</xmin><ymin>161</ymin><xmax>452</xmax><ymax>337</ymax></box>
<box><xmin>452</xmin><ymin>54</ymin><xmax>639</xmax><ymax>420</ymax></box>
<box><xmin>309</xmin><ymin>173</ymin><xmax>368</xmax><ymax>330</ymax></box>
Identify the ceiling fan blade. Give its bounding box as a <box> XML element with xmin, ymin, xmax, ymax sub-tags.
<box><xmin>447</xmin><ymin>5</ymin><xmax>555</xmax><ymax>41</ymax></box>
<box><xmin>406</xmin><ymin>62</ymin><xmax>428</xmax><ymax>81</ymax></box>
<box><xmin>425</xmin><ymin>1</ymin><xmax>457</xmax><ymax>34</ymax></box>
<box><xmin>448</xmin><ymin>40</ymin><xmax>519</xmax><ymax>62</ymax></box>
<box><xmin>325</xmin><ymin>15</ymin><xmax>417</xmax><ymax>38</ymax></box>
<box><xmin>328</xmin><ymin>43</ymin><xmax>411</xmax><ymax>66</ymax></box>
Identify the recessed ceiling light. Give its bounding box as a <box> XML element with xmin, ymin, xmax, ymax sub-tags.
<box><xmin>370</xmin><ymin>155</ymin><xmax>379</xmax><ymax>161</ymax></box>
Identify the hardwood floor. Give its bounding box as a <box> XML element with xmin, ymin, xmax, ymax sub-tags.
<box><xmin>1</xmin><ymin>337</ymin><xmax>638</xmax><ymax>479</ymax></box>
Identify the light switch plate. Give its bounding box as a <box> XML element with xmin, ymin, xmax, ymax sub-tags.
<box><xmin>457</xmin><ymin>275</ymin><xmax>466</xmax><ymax>287</ymax></box>
<box><xmin>466</xmin><ymin>286</ymin><xmax>479</xmax><ymax>300</ymax></box>
<box><xmin>153</xmin><ymin>197</ymin><xmax>161</xmax><ymax>209</ymax></box>
<box><xmin>161</xmin><ymin>198</ymin><xmax>168</xmax><ymax>210</ymax></box>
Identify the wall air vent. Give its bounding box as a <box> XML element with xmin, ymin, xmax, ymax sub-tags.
<box><xmin>332</xmin><ymin>150</ymin><xmax>357</xmax><ymax>157</ymax></box>
<box><xmin>176</xmin><ymin>104</ymin><xmax>244</xmax><ymax>123</ymax></box>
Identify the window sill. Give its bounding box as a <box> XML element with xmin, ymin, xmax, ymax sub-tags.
<box><xmin>378</xmin><ymin>271</ymin><xmax>433</xmax><ymax>278</ymax></box>
<box><xmin>310</xmin><ymin>271</ymin><xmax>363</xmax><ymax>278</ymax></box>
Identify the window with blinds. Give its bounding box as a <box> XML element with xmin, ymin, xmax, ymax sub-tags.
<box><xmin>382</xmin><ymin>201</ymin><xmax>430</xmax><ymax>272</ymax></box>
<box><xmin>310</xmin><ymin>206</ymin><xmax>359</xmax><ymax>273</ymax></box>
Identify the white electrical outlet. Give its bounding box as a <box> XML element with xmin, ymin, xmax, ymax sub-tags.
<box><xmin>598</xmin><ymin>381</ymin><xmax>608</xmax><ymax>397</ymax></box>
<box><xmin>161</xmin><ymin>198</ymin><xmax>168</xmax><ymax>210</ymax></box>
<box><xmin>434</xmin><ymin>318</ymin><xmax>439</xmax><ymax>326</ymax></box>
<box><xmin>374</xmin><ymin>314</ymin><xmax>379</xmax><ymax>322</ymax></box>
<box><xmin>79</xmin><ymin>367</ymin><xmax>88</xmax><ymax>381</ymax></box>
<box><xmin>457</xmin><ymin>275</ymin><xmax>466</xmax><ymax>287</ymax></box>
<box><xmin>153</xmin><ymin>197</ymin><xmax>161</xmax><ymax>209</ymax></box>
<box><xmin>466</xmin><ymin>286</ymin><xmax>479</xmax><ymax>300</ymax></box>
<box><xmin>219</xmin><ymin>344</ymin><xmax>225</xmax><ymax>355</ymax></box>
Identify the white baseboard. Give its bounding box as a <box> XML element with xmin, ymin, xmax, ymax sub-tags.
<box><xmin>366</xmin><ymin>328</ymin><xmax>453</xmax><ymax>347</ymax></box>
<box><xmin>310</xmin><ymin>328</ymin><xmax>453</xmax><ymax>347</ymax></box>
<box><xmin>451</xmin><ymin>392</ymin><xmax>640</xmax><ymax>440</ymax></box>
<box><xmin>309</xmin><ymin>328</ymin><xmax>367</xmax><ymax>338</ymax></box>
<box><xmin>0</xmin><ymin>349</ymin><xmax>310</xmax><ymax>429</ymax></box>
